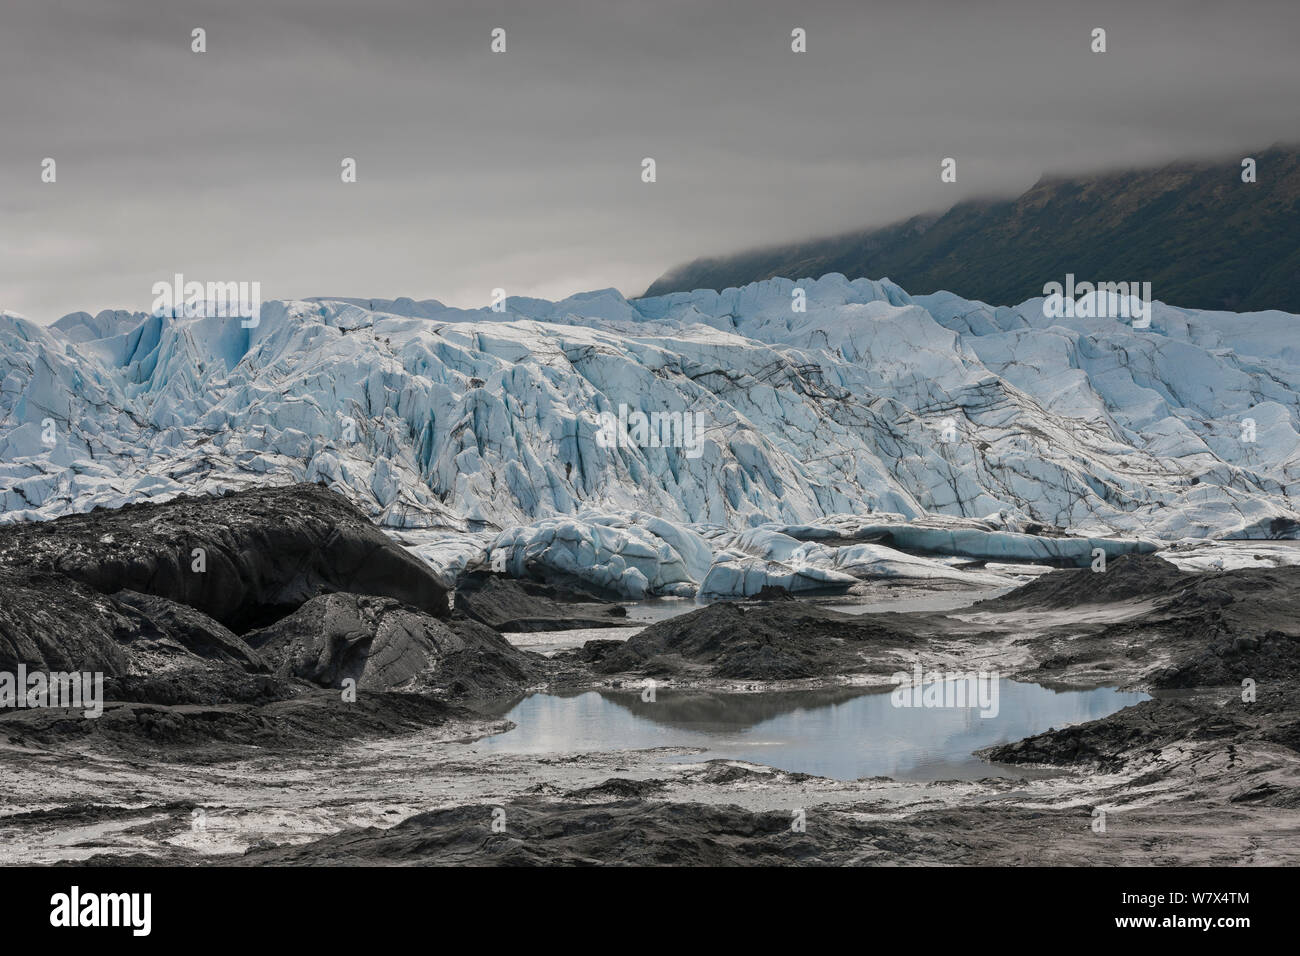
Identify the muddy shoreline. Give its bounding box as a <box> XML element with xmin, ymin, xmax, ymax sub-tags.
<box><xmin>5</xmin><ymin>678</ymin><xmax>1297</xmax><ymax>866</ymax></box>
<box><xmin>3</xmin><ymin>493</ymin><xmax>1299</xmax><ymax>866</ymax></box>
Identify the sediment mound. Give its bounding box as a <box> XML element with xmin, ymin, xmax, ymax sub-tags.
<box><xmin>1154</xmin><ymin>628</ymin><xmax>1300</xmax><ymax>688</ymax></box>
<box><xmin>237</xmin><ymin>798</ymin><xmax>868</xmax><ymax>866</ymax></box>
<box><xmin>0</xmin><ymin>689</ymin><xmax>470</xmax><ymax>759</ymax></box>
<box><xmin>986</xmin><ymin>685</ymin><xmax>1300</xmax><ymax>776</ymax></box>
<box><xmin>996</xmin><ymin>560</ymin><xmax>1300</xmax><ymax>689</ymax></box>
<box><xmin>111</xmin><ymin>591</ymin><xmax>264</xmax><ymax>669</ymax></box>
<box><xmin>1142</xmin><ymin>566</ymin><xmax>1300</xmax><ymax>688</ymax></box>
<box><xmin>583</xmin><ymin>601</ymin><xmax>919</xmax><ymax>680</ymax></box>
<box><xmin>978</xmin><ymin>553</ymin><xmax>1188</xmax><ymax>610</ymax></box>
<box><xmin>453</xmin><ymin>571</ymin><xmax>630</xmax><ymax>632</ymax></box>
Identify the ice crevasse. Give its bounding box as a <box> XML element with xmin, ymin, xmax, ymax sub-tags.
<box><xmin>2</xmin><ymin>272</ymin><xmax>1297</xmax><ymax>597</ymax></box>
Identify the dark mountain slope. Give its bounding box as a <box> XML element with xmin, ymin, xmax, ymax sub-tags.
<box><xmin>645</xmin><ymin>146</ymin><xmax>1300</xmax><ymax>313</ymax></box>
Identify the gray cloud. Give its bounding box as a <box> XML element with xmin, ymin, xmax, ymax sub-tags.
<box><xmin>3</xmin><ymin>0</ymin><xmax>1298</xmax><ymax>321</ymax></box>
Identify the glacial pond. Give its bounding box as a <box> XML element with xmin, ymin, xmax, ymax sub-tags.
<box><xmin>473</xmin><ymin>680</ymin><xmax>1150</xmax><ymax>781</ymax></box>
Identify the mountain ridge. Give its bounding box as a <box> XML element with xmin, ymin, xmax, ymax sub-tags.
<box><xmin>644</xmin><ymin>146</ymin><xmax>1300</xmax><ymax>313</ymax></box>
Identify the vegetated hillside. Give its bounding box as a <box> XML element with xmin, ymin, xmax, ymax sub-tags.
<box><xmin>645</xmin><ymin>146</ymin><xmax>1300</xmax><ymax>313</ymax></box>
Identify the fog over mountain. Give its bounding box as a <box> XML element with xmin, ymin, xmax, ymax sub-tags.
<box><xmin>647</xmin><ymin>147</ymin><xmax>1300</xmax><ymax>313</ymax></box>
<box><xmin>4</xmin><ymin>0</ymin><xmax>1300</xmax><ymax>321</ymax></box>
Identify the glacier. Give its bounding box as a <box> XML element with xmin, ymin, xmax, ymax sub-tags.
<box><xmin>2</xmin><ymin>273</ymin><xmax>1299</xmax><ymax>598</ymax></box>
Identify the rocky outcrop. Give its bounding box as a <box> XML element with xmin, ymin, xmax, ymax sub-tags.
<box><xmin>0</xmin><ymin>485</ymin><xmax>534</xmax><ymax>713</ymax></box>
<box><xmin>111</xmin><ymin>591</ymin><xmax>264</xmax><ymax>669</ymax></box>
<box><xmin>0</xmin><ymin>483</ymin><xmax>449</xmax><ymax>633</ymax></box>
<box><xmin>247</xmin><ymin>593</ymin><xmax>547</xmax><ymax>697</ymax></box>
<box><xmin>0</xmin><ymin>569</ymin><xmax>133</xmax><ymax>675</ymax></box>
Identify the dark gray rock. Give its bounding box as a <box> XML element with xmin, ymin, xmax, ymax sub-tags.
<box><xmin>247</xmin><ymin>593</ymin><xmax>548</xmax><ymax>698</ymax></box>
<box><xmin>585</xmin><ymin>600</ymin><xmax>920</xmax><ymax>680</ymax></box>
<box><xmin>0</xmin><ymin>688</ymin><xmax>470</xmax><ymax>758</ymax></box>
<box><xmin>454</xmin><ymin>571</ymin><xmax>630</xmax><ymax>632</ymax></box>
<box><xmin>0</xmin><ymin>569</ymin><xmax>133</xmax><ymax>675</ymax></box>
<box><xmin>237</xmin><ymin>797</ymin><xmax>868</xmax><ymax>866</ymax></box>
<box><xmin>0</xmin><ymin>484</ymin><xmax>463</xmax><ymax>710</ymax></box>
<box><xmin>977</xmin><ymin>553</ymin><xmax>1188</xmax><ymax>610</ymax></box>
<box><xmin>111</xmin><ymin>590</ymin><xmax>263</xmax><ymax>669</ymax></box>
<box><xmin>0</xmin><ymin>482</ymin><xmax>449</xmax><ymax>634</ymax></box>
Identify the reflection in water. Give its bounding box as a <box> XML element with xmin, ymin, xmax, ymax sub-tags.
<box><xmin>473</xmin><ymin>681</ymin><xmax>1149</xmax><ymax>782</ymax></box>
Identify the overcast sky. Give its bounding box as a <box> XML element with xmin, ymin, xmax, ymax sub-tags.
<box><xmin>3</xmin><ymin>0</ymin><xmax>1298</xmax><ymax>322</ymax></box>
